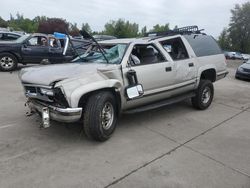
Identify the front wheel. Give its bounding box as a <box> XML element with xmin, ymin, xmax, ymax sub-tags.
<box><xmin>0</xmin><ymin>53</ymin><xmax>18</xmax><ymax>71</ymax></box>
<box><xmin>192</xmin><ymin>80</ymin><xmax>214</xmax><ymax>110</ymax></box>
<box><xmin>83</xmin><ymin>91</ymin><xmax>118</xmax><ymax>142</ymax></box>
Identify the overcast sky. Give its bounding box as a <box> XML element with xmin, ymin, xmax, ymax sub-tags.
<box><xmin>1</xmin><ymin>0</ymin><xmax>249</xmax><ymax>38</ymax></box>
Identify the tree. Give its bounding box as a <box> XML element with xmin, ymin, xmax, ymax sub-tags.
<box><xmin>81</xmin><ymin>23</ymin><xmax>92</xmax><ymax>33</ymax></box>
<box><xmin>37</xmin><ymin>18</ymin><xmax>69</xmax><ymax>34</ymax></box>
<box><xmin>0</xmin><ymin>17</ymin><xmax>8</xmax><ymax>28</ymax></box>
<box><xmin>150</xmin><ymin>23</ymin><xmax>169</xmax><ymax>33</ymax></box>
<box><xmin>8</xmin><ymin>13</ymin><xmax>38</xmax><ymax>33</ymax></box>
<box><xmin>140</xmin><ymin>26</ymin><xmax>147</xmax><ymax>37</ymax></box>
<box><xmin>103</xmin><ymin>19</ymin><xmax>139</xmax><ymax>38</ymax></box>
<box><xmin>218</xmin><ymin>28</ymin><xmax>231</xmax><ymax>50</ymax></box>
<box><xmin>228</xmin><ymin>2</ymin><xmax>250</xmax><ymax>53</ymax></box>
<box><xmin>69</xmin><ymin>23</ymin><xmax>79</xmax><ymax>36</ymax></box>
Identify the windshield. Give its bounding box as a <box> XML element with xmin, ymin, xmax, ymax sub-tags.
<box><xmin>15</xmin><ymin>34</ymin><xmax>30</xmax><ymax>43</ymax></box>
<box><xmin>72</xmin><ymin>44</ymin><xmax>127</xmax><ymax>64</ymax></box>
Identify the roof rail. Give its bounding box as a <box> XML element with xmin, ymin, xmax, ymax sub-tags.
<box><xmin>146</xmin><ymin>25</ymin><xmax>205</xmax><ymax>38</ymax></box>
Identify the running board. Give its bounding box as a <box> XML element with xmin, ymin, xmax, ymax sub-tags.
<box><xmin>124</xmin><ymin>92</ymin><xmax>196</xmax><ymax>114</ymax></box>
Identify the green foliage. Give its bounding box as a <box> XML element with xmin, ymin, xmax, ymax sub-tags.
<box><xmin>228</xmin><ymin>2</ymin><xmax>250</xmax><ymax>53</ymax></box>
<box><xmin>103</xmin><ymin>19</ymin><xmax>139</xmax><ymax>38</ymax></box>
<box><xmin>8</xmin><ymin>13</ymin><xmax>38</xmax><ymax>33</ymax></box>
<box><xmin>150</xmin><ymin>24</ymin><xmax>169</xmax><ymax>32</ymax></box>
<box><xmin>0</xmin><ymin>17</ymin><xmax>8</xmax><ymax>28</ymax></box>
<box><xmin>81</xmin><ymin>23</ymin><xmax>92</xmax><ymax>33</ymax></box>
<box><xmin>218</xmin><ymin>2</ymin><xmax>250</xmax><ymax>53</ymax></box>
<box><xmin>218</xmin><ymin>28</ymin><xmax>231</xmax><ymax>50</ymax></box>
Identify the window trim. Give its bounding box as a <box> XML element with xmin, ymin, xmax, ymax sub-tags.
<box><xmin>160</xmin><ymin>37</ymin><xmax>190</xmax><ymax>61</ymax></box>
<box><xmin>129</xmin><ymin>43</ymin><xmax>167</xmax><ymax>67</ymax></box>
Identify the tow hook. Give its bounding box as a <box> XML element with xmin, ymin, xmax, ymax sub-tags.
<box><xmin>25</xmin><ymin>101</ymin><xmax>34</xmax><ymax>117</ymax></box>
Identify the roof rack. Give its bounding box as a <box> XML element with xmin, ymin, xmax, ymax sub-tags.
<box><xmin>146</xmin><ymin>25</ymin><xmax>205</xmax><ymax>38</ymax></box>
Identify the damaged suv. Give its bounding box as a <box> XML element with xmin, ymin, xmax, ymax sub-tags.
<box><xmin>19</xmin><ymin>26</ymin><xmax>228</xmax><ymax>141</ymax></box>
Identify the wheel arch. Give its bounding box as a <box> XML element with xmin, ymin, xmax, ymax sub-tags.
<box><xmin>77</xmin><ymin>87</ymin><xmax>122</xmax><ymax>115</ymax></box>
<box><xmin>0</xmin><ymin>51</ymin><xmax>21</xmax><ymax>63</ymax></box>
<box><xmin>197</xmin><ymin>66</ymin><xmax>217</xmax><ymax>85</ymax></box>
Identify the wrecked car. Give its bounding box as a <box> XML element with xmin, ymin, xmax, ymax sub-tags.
<box><xmin>0</xmin><ymin>32</ymin><xmax>90</xmax><ymax>71</ymax></box>
<box><xmin>19</xmin><ymin>26</ymin><xmax>228</xmax><ymax>142</ymax></box>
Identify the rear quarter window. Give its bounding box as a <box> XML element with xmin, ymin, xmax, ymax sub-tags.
<box><xmin>184</xmin><ymin>35</ymin><xmax>222</xmax><ymax>57</ymax></box>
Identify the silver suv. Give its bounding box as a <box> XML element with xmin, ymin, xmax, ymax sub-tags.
<box><xmin>19</xmin><ymin>27</ymin><xmax>228</xmax><ymax>141</ymax></box>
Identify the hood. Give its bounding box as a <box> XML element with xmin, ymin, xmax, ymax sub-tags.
<box><xmin>240</xmin><ymin>62</ymin><xmax>250</xmax><ymax>69</ymax></box>
<box><xmin>19</xmin><ymin>63</ymin><xmax>118</xmax><ymax>86</ymax></box>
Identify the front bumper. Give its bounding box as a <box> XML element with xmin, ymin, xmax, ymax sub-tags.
<box><xmin>28</xmin><ymin>99</ymin><xmax>82</xmax><ymax>123</ymax></box>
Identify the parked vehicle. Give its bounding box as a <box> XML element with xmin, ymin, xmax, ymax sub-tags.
<box><xmin>235</xmin><ymin>60</ymin><xmax>250</xmax><ymax>80</ymax></box>
<box><xmin>19</xmin><ymin>26</ymin><xmax>228</xmax><ymax>141</ymax></box>
<box><xmin>0</xmin><ymin>31</ymin><xmax>23</xmax><ymax>41</ymax></box>
<box><xmin>0</xmin><ymin>33</ymin><xmax>78</xmax><ymax>71</ymax></box>
<box><xmin>93</xmin><ymin>35</ymin><xmax>117</xmax><ymax>41</ymax></box>
<box><xmin>242</xmin><ymin>54</ymin><xmax>250</xmax><ymax>61</ymax></box>
<box><xmin>225</xmin><ymin>51</ymin><xmax>243</xmax><ymax>60</ymax></box>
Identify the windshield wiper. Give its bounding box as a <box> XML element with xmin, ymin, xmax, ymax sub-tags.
<box><xmin>80</xmin><ymin>30</ymin><xmax>110</xmax><ymax>64</ymax></box>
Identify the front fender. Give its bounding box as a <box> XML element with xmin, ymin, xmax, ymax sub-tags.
<box><xmin>69</xmin><ymin>79</ymin><xmax>123</xmax><ymax>108</ymax></box>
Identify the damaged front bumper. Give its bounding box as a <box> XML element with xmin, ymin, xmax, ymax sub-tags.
<box><xmin>27</xmin><ymin>99</ymin><xmax>82</xmax><ymax>123</ymax></box>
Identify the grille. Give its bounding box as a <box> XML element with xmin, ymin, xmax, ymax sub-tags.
<box><xmin>243</xmin><ymin>68</ymin><xmax>250</xmax><ymax>73</ymax></box>
<box><xmin>25</xmin><ymin>86</ymin><xmax>37</xmax><ymax>93</ymax></box>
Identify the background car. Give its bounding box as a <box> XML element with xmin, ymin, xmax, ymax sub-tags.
<box><xmin>242</xmin><ymin>53</ymin><xmax>250</xmax><ymax>60</ymax></box>
<box><xmin>235</xmin><ymin>60</ymin><xmax>250</xmax><ymax>80</ymax></box>
<box><xmin>0</xmin><ymin>31</ymin><xmax>23</xmax><ymax>41</ymax></box>
<box><xmin>226</xmin><ymin>51</ymin><xmax>243</xmax><ymax>60</ymax></box>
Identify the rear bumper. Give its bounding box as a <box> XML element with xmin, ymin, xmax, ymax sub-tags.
<box><xmin>28</xmin><ymin>99</ymin><xmax>82</xmax><ymax>123</ymax></box>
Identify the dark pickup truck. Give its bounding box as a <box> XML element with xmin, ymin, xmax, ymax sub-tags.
<box><xmin>0</xmin><ymin>33</ymin><xmax>81</xmax><ymax>71</ymax></box>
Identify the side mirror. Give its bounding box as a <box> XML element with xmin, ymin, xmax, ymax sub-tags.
<box><xmin>126</xmin><ymin>84</ymin><xmax>144</xmax><ymax>99</ymax></box>
<box><xmin>23</xmin><ymin>43</ymin><xmax>28</xmax><ymax>48</ymax></box>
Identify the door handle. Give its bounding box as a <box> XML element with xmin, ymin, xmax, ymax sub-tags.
<box><xmin>189</xmin><ymin>62</ymin><xmax>194</xmax><ymax>67</ymax></box>
<box><xmin>165</xmin><ymin>67</ymin><xmax>172</xmax><ymax>72</ymax></box>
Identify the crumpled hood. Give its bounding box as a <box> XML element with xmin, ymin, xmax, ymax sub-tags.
<box><xmin>19</xmin><ymin>63</ymin><xmax>116</xmax><ymax>86</ymax></box>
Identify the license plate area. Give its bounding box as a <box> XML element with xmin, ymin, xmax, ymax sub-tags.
<box><xmin>42</xmin><ymin>107</ymin><xmax>50</xmax><ymax>128</ymax></box>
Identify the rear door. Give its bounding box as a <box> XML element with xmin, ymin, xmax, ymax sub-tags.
<box><xmin>159</xmin><ymin>37</ymin><xmax>197</xmax><ymax>90</ymax></box>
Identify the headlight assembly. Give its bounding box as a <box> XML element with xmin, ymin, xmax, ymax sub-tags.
<box><xmin>40</xmin><ymin>88</ymin><xmax>54</xmax><ymax>96</ymax></box>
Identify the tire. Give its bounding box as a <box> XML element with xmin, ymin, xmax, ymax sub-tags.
<box><xmin>0</xmin><ymin>53</ymin><xmax>18</xmax><ymax>71</ymax></box>
<box><xmin>83</xmin><ymin>91</ymin><xmax>118</xmax><ymax>142</ymax></box>
<box><xmin>191</xmin><ymin>80</ymin><xmax>214</xmax><ymax>110</ymax></box>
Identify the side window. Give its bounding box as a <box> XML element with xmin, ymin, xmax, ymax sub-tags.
<box><xmin>0</xmin><ymin>33</ymin><xmax>2</xmax><ymax>39</ymax></box>
<box><xmin>184</xmin><ymin>35</ymin><xmax>222</xmax><ymax>57</ymax></box>
<box><xmin>160</xmin><ymin>37</ymin><xmax>189</xmax><ymax>60</ymax></box>
<box><xmin>28</xmin><ymin>36</ymin><xmax>48</xmax><ymax>46</ymax></box>
<box><xmin>130</xmin><ymin>44</ymin><xmax>165</xmax><ymax>66</ymax></box>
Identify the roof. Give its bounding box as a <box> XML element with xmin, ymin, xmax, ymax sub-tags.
<box><xmin>99</xmin><ymin>37</ymin><xmax>156</xmax><ymax>44</ymax></box>
<box><xmin>0</xmin><ymin>31</ymin><xmax>23</xmax><ymax>36</ymax></box>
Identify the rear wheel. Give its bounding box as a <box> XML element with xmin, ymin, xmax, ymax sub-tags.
<box><xmin>0</xmin><ymin>53</ymin><xmax>18</xmax><ymax>71</ymax></box>
<box><xmin>83</xmin><ymin>91</ymin><xmax>117</xmax><ymax>142</ymax></box>
<box><xmin>192</xmin><ymin>80</ymin><xmax>214</xmax><ymax>110</ymax></box>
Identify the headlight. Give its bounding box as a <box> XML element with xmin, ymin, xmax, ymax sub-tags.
<box><xmin>238</xmin><ymin>67</ymin><xmax>244</xmax><ymax>72</ymax></box>
<box><xmin>40</xmin><ymin>88</ymin><xmax>54</xmax><ymax>96</ymax></box>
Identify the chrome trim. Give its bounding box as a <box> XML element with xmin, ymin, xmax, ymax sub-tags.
<box><xmin>28</xmin><ymin>100</ymin><xmax>82</xmax><ymax>123</ymax></box>
<box><xmin>22</xmin><ymin>83</ymin><xmax>53</xmax><ymax>89</ymax></box>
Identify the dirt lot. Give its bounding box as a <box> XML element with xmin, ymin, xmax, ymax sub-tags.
<box><xmin>0</xmin><ymin>60</ymin><xmax>250</xmax><ymax>188</ymax></box>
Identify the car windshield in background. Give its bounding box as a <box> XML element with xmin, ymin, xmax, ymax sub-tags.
<box><xmin>73</xmin><ymin>44</ymin><xmax>127</xmax><ymax>64</ymax></box>
<box><xmin>15</xmin><ymin>34</ymin><xmax>30</xmax><ymax>43</ymax></box>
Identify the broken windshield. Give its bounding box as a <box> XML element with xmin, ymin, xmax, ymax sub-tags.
<box><xmin>72</xmin><ymin>44</ymin><xmax>127</xmax><ymax>64</ymax></box>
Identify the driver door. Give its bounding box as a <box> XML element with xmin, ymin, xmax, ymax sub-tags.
<box><xmin>22</xmin><ymin>36</ymin><xmax>49</xmax><ymax>63</ymax></box>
